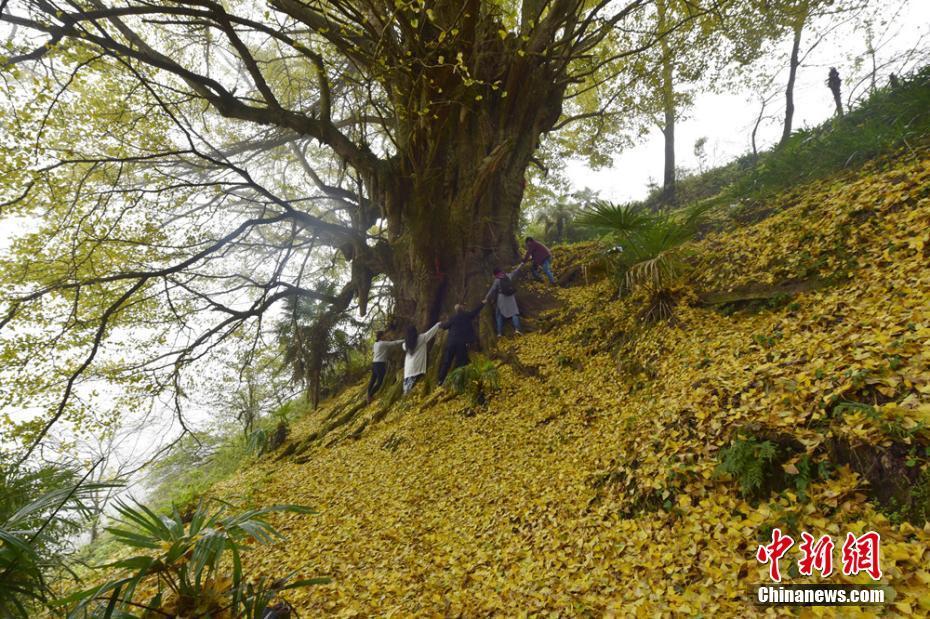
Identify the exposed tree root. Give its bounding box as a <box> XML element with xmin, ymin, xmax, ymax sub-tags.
<box><xmin>697</xmin><ymin>277</ymin><xmax>832</xmax><ymax>307</ymax></box>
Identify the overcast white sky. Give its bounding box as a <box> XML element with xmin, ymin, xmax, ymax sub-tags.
<box><xmin>566</xmin><ymin>1</ymin><xmax>930</xmax><ymax>202</ymax></box>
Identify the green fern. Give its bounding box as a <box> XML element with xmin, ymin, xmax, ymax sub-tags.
<box><xmin>717</xmin><ymin>438</ymin><xmax>778</xmax><ymax>497</ymax></box>
<box><xmin>446</xmin><ymin>358</ymin><xmax>500</xmax><ymax>406</ymax></box>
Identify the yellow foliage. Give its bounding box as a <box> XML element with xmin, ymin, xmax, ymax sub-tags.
<box><xmin>212</xmin><ymin>147</ymin><xmax>930</xmax><ymax>616</ymax></box>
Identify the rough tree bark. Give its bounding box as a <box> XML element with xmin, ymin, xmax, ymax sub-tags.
<box><xmin>372</xmin><ymin>10</ymin><xmax>566</xmax><ymax>330</ymax></box>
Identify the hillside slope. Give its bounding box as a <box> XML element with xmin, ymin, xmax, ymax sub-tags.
<box><xmin>217</xmin><ymin>146</ymin><xmax>930</xmax><ymax>616</ymax></box>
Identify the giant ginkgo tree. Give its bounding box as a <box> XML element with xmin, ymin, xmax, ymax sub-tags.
<box><xmin>0</xmin><ymin>0</ymin><xmax>724</xmax><ymax>458</ymax></box>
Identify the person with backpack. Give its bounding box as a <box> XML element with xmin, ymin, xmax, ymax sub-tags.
<box><xmin>366</xmin><ymin>330</ymin><xmax>404</xmax><ymax>403</ymax></box>
<box><xmin>522</xmin><ymin>237</ymin><xmax>556</xmax><ymax>285</ymax></box>
<box><xmin>485</xmin><ymin>264</ymin><xmax>524</xmax><ymax>337</ymax></box>
<box><xmin>437</xmin><ymin>301</ymin><xmax>487</xmax><ymax>385</ymax></box>
<box><xmin>402</xmin><ymin>321</ymin><xmax>442</xmax><ymax>394</ymax></box>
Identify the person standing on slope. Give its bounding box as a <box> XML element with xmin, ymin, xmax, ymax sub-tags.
<box><xmin>402</xmin><ymin>321</ymin><xmax>442</xmax><ymax>394</ymax></box>
<box><xmin>522</xmin><ymin>236</ymin><xmax>556</xmax><ymax>285</ymax></box>
<box><xmin>485</xmin><ymin>265</ymin><xmax>524</xmax><ymax>338</ymax></box>
<box><xmin>367</xmin><ymin>330</ymin><xmax>404</xmax><ymax>403</ymax></box>
<box><xmin>437</xmin><ymin>301</ymin><xmax>487</xmax><ymax>385</ymax></box>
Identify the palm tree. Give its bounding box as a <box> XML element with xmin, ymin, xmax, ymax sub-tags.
<box><xmin>277</xmin><ymin>285</ymin><xmax>357</xmax><ymax>408</ymax></box>
<box><xmin>579</xmin><ymin>200</ymin><xmax>711</xmax><ymax>321</ymax></box>
<box><xmin>536</xmin><ymin>202</ymin><xmax>578</xmax><ymax>244</ymax></box>
<box><xmin>1</xmin><ymin>464</ymin><xmax>117</xmax><ymax>618</ymax></box>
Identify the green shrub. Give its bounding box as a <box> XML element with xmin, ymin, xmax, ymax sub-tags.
<box><xmin>446</xmin><ymin>358</ymin><xmax>500</xmax><ymax>406</ymax></box>
<box><xmin>579</xmin><ymin>200</ymin><xmax>711</xmax><ymax>321</ymax></box>
<box><xmin>0</xmin><ymin>468</ymin><xmax>118</xmax><ymax>618</ymax></box>
<box><xmin>717</xmin><ymin>437</ymin><xmax>778</xmax><ymax>497</ymax></box>
<box><xmin>58</xmin><ymin>499</ymin><xmax>325</xmax><ymax>618</ymax></box>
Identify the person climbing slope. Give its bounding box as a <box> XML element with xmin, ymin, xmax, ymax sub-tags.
<box><xmin>402</xmin><ymin>321</ymin><xmax>442</xmax><ymax>394</ymax></box>
<box><xmin>485</xmin><ymin>264</ymin><xmax>524</xmax><ymax>338</ymax></box>
<box><xmin>437</xmin><ymin>301</ymin><xmax>487</xmax><ymax>385</ymax></box>
<box><xmin>522</xmin><ymin>236</ymin><xmax>556</xmax><ymax>285</ymax></box>
<box><xmin>366</xmin><ymin>330</ymin><xmax>404</xmax><ymax>403</ymax></box>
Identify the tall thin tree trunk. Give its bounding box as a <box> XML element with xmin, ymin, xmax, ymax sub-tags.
<box><xmin>780</xmin><ymin>17</ymin><xmax>805</xmax><ymax>146</ymax></box>
<box><xmin>751</xmin><ymin>97</ymin><xmax>767</xmax><ymax>160</ymax></box>
<box><xmin>657</xmin><ymin>0</ymin><xmax>676</xmax><ymax>205</ymax></box>
<box><xmin>661</xmin><ymin>103</ymin><xmax>676</xmax><ymax>205</ymax></box>
<box><xmin>866</xmin><ymin>26</ymin><xmax>877</xmax><ymax>94</ymax></box>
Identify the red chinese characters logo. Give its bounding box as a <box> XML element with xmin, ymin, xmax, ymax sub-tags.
<box><xmin>841</xmin><ymin>531</ymin><xmax>882</xmax><ymax>580</ymax></box>
<box><xmin>756</xmin><ymin>530</ymin><xmax>882</xmax><ymax>582</ymax></box>
<box><xmin>756</xmin><ymin>528</ymin><xmax>794</xmax><ymax>582</ymax></box>
<box><xmin>798</xmin><ymin>532</ymin><xmax>834</xmax><ymax>577</ymax></box>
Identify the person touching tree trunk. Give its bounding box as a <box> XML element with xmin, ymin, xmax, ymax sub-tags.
<box><xmin>485</xmin><ymin>266</ymin><xmax>525</xmax><ymax>338</ymax></box>
<box><xmin>367</xmin><ymin>331</ymin><xmax>404</xmax><ymax>403</ymax></box>
<box><xmin>402</xmin><ymin>323</ymin><xmax>442</xmax><ymax>395</ymax></box>
<box><xmin>437</xmin><ymin>302</ymin><xmax>487</xmax><ymax>386</ymax></box>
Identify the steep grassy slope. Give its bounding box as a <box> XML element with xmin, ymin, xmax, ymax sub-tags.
<box><xmin>215</xmin><ymin>146</ymin><xmax>930</xmax><ymax>616</ymax></box>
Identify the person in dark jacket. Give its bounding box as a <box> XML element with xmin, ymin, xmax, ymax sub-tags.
<box><xmin>522</xmin><ymin>237</ymin><xmax>556</xmax><ymax>285</ymax></box>
<box><xmin>437</xmin><ymin>301</ymin><xmax>486</xmax><ymax>385</ymax></box>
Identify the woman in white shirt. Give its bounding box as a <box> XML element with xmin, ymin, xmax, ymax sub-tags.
<box><xmin>402</xmin><ymin>322</ymin><xmax>442</xmax><ymax>394</ymax></box>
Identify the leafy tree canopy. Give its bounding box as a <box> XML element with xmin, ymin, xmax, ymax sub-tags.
<box><xmin>0</xmin><ymin>0</ymin><xmax>752</xmax><ymax>461</ymax></box>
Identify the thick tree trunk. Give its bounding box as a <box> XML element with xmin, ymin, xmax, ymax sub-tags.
<box><xmin>751</xmin><ymin>97</ymin><xmax>767</xmax><ymax>160</ymax></box>
<box><xmin>380</xmin><ymin>133</ymin><xmax>531</xmax><ymax>334</ymax></box>
<box><xmin>780</xmin><ymin>19</ymin><xmax>805</xmax><ymax>146</ymax></box>
<box><xmin>372</xmin><ymin>9</ymin><xmax>564</xmax><ymax>340</ymax></box>
<box><xmin>386</xmin><ymin>165</ymin><xmax>525</xmax><ymax>337</ymax></box>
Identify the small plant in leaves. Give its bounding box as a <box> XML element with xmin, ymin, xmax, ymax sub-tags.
<box><xmin>717</xmin><ymin>437</ymin><xmax>778</xmax><ymax>497</ymax></box>
<box><xmin>58</xmin><ymin>499</ymin><xmax>327</xmax><ymax>618</ymax></box>
<box><xmin>447</xmin><ymin>358</ymin><xmax>500</xmax><ymax>406</ymax></box>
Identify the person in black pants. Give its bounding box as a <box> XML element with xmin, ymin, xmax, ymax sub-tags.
<box><xmin>367</xmin><ymin>330</ymin><xmax>403</xmax><ymax>403</ymax></box>
<box><xmin>437</xmin><ymin>301</ymin><xmax>487</xmax><ymax>385</ymax></box>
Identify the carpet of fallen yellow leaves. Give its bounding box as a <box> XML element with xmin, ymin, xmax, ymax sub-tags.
<box><xmin>215</xmin><ymin>147</ymin><xmax>930</xmax><ymax>617</ymax></box>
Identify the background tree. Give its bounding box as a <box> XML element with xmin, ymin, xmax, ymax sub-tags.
<box><xmin>535</xmin><ymin>201</ymin><xmax>579</xmax><ymax>244</ymax></box>
<box><xmin>767</xmin><ymin>0</ymin><xmax>870</xmax><ymax>145</ymax></box>
<box><xmin>618</xmin><ymin>1</ymin><xmax>769</xmax><ymax>205</ymax></box>
<box><xmin>827</xmin><ymin>67</ymin><xmax>844</xmax><ymax>116</ymax></box>
<box><xmin>729</xmin><ymin>0</ymin><xmax>918</xmax><ymax>156</ymax></box>
<box><xmin>277</xmin><ymin>289</ymin><xmax>362</xmax><ymax>408</ymax></box>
